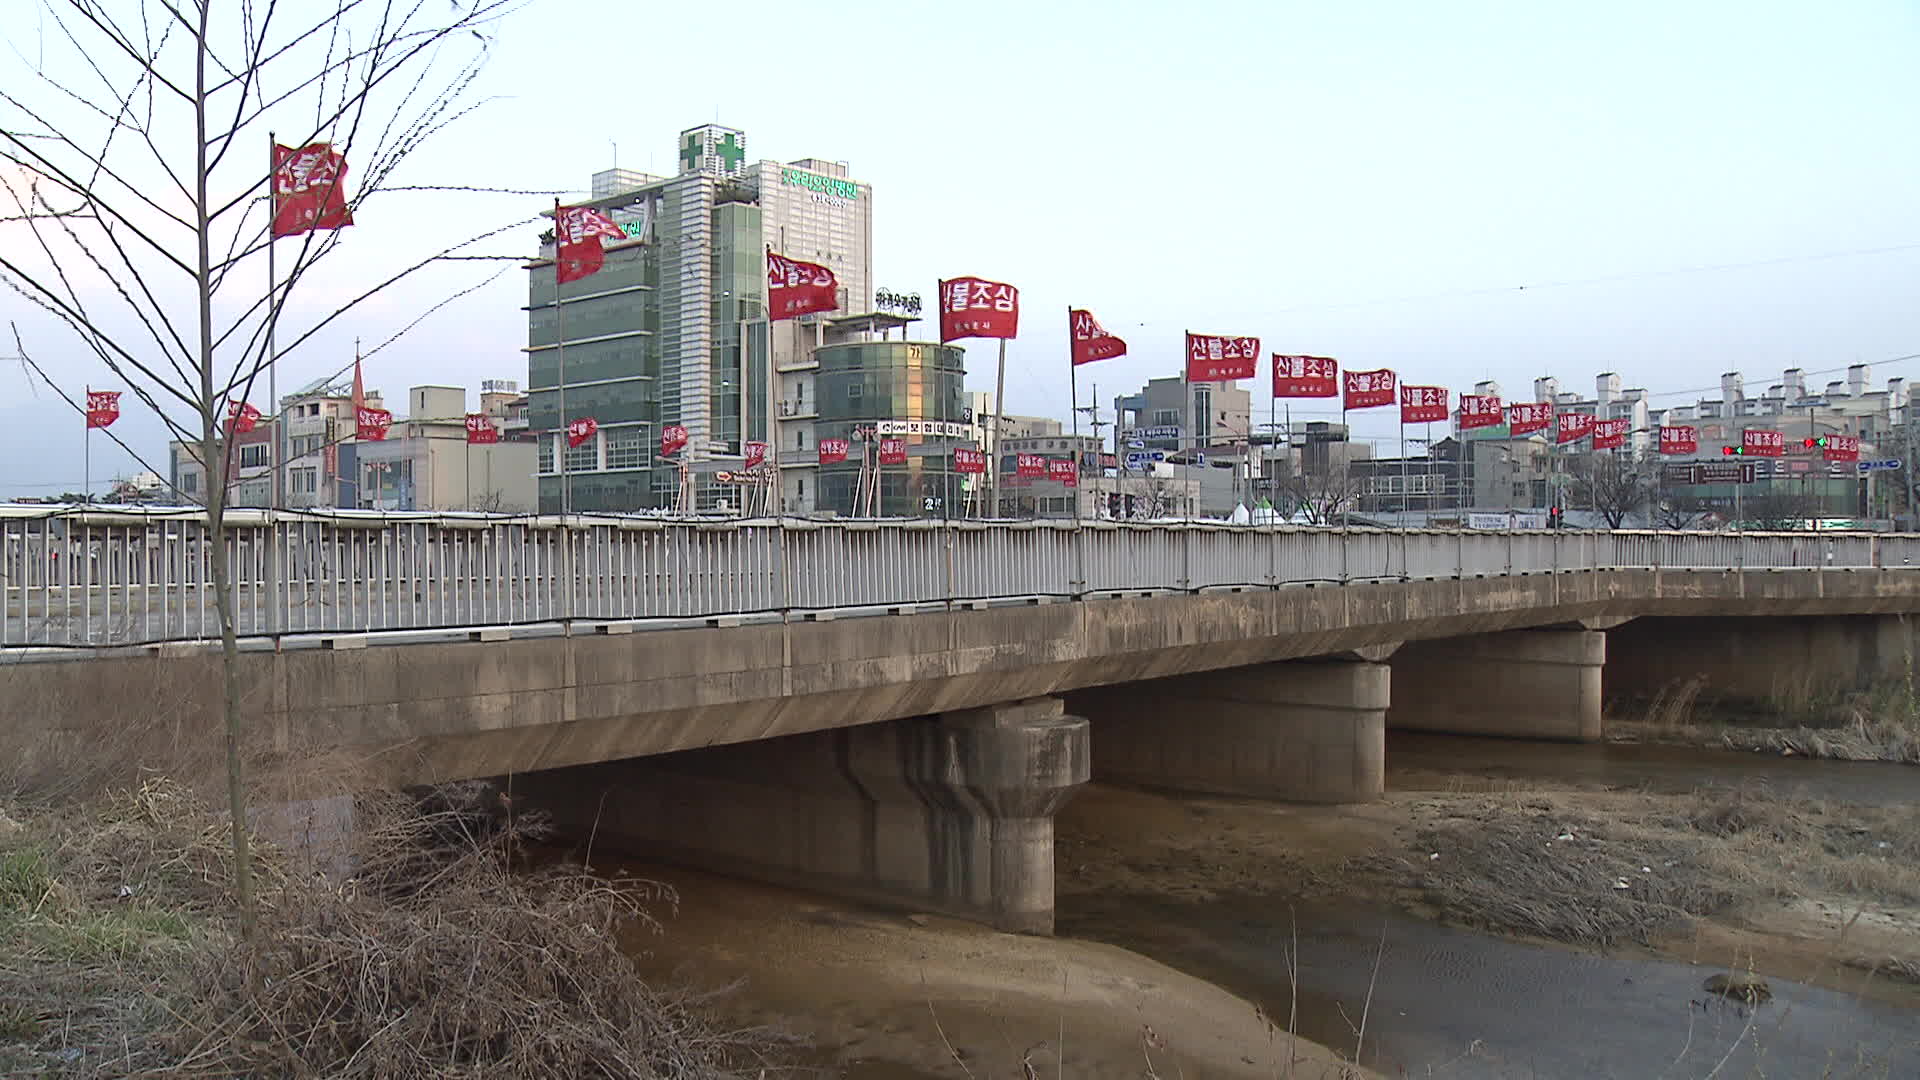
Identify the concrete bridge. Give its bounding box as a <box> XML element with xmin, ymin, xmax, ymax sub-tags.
<box><xmin>7</xmin><ymin>510</ymin><xmax>1919</xmax><ymax>932</ymax></box>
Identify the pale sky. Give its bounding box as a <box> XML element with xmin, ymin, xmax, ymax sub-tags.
<box><xmin>2</xmin><ymin>0</ymin><xmax>1916</xmax><ymax>495</ymax></box>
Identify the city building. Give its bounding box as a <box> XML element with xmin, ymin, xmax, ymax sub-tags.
<box><xmin>1113</xmin><ymin>377</ymin><xmax>1253</xmax><ymax>456</ymax></box>
<box><xmin>353</xmin><ymin>384</ymin><xmax>538</xmax><ymax>512</ymax></box>
<box><xmin>527</xmin><ymin>123</ymin><xmax>876</xmax><ymax>514</ymax></box>
<box><xmin>997</xmin><ymin>432</ymin><xmax>1105</xmax><ymax>517</ymax></box>
<box><xmin>168</xmin><ymin>421</ymin><xmax>275</xmax><ymax>507</ymax></box>
<box><xmin>794</xmin><ymin>334</ymin><xmax>971</xmax><ymax>517</ymax></box>
<box><xmin>280</xmin><ymin>377</ymin><xmax>384</xmax><ymax>509</ymax></box>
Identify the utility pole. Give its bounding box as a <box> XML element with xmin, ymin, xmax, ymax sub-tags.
<box><xmin>1074</xmin><ymin>381</ymin><xmax>1108</xmax><ymax>518</ymax></box>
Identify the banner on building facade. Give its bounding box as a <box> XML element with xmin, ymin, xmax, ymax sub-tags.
<box><xmin>875</xmin><ymin>419</ymin><xmax>971</xmax><ymax>438</ymax></box>
<box><xmin>1658</xmin><ymin>425</ymin><xmax>1698</xmax><ymax>455</ymax></box>
<box><xmin>1400</xmin><ymin>385</ymin><xmax>1448</xmax><ymax>424</ymax></box>
<box><xmin>1507</xmin><ymin>402</ymin><xmax>1553</xmax><ymax>436</ymax></box>
<box><xmin>743</xmin><ymin>441</ymin><xmax>768</xmax><ymax>468</ymax></box>
<box><xmin>1457</xmin><ymin>393</ymin><xmax>1503</xmax><ymax>430</ymax></box>
<box><xmin>767</xmin><ymin>251</ymin><xmax>839</xmax><ymax>320</ymax></box>
<box><xmin>1342</xmin><ymin>369</ymin><xmax>1397</xmax><ymax>410</ymax></box>
<box><xmin>1047</xmin><ymin>458</ymin><xmax>1078</xmax><ymax>487</ymax></box>
<box><xmin>660</xmin><ymin>424</ymin><xmax>688</xmax><ymax>457</ymax></box>
<box><xmin>1824</xmin><ymin>434</ymin><xmax>1861</xmax><ymax>462</ymax></box>
<box><xmin>1016</xmin><ymin>453</ymin><xmax>1046</xmax><ymax>478</ymax></box>
<box><xmin>953</xmin><ymin>446</ymin><xmax>987</xmax><ymax>473</ymax></box>
<box><xmin>84</xmin><ymin>389</ymin><xmax>121</xmax><ymax>429</ymax></box>
<box><xmin>565</xmin><ymin>416</ymin><xmax>598</xmax><ymax>449</ymax></box>
<box><xmin>1069</xmin><ymin>308</ymin><xmax>1127</xmax><ymax>365</ymax></box>
<box><xmin>465</xmin><ymin>414</ymin><xmax>499</xmax><ymax>444</ymax></box>
<box><xmin>1185</xmin><ymin>332</ymin><xmax>1260</xmax><ymax>381</ymax></box>
<box><xmin>878</xmin><ymin>437</ymin><xmax>908</xmax><ymax>465</ymax></box>
<box><xmin>555</xmin><ymin>202</ymin><xmax>625</xmax><ymax>284</ymax></box>
<box><xmin>1554</xmin><ymin>411</ymin><xmax>1594</xmax><ymax>444</ymax></box>
<box><xmin>938</xmin><ymin>277</ymin><xmax>1020</xmax><ymax>342</ymax></box>
<box><xmin>817</xmin><ymin>437</ymin><xmax>850</xmax><ymax>464</ymax></box>
<box><xmin>1741</xmin><ymin>429</ymin><xmax>1784</xmax><ymax>457</ymax></box>
<box><xmin>1591</xmin><ymin>417</ymin><xmax>1630</xmax><ymax>450</ymax></box>
<box><xmin>271</xmin><ymin>142</ymin><xmax>354</xmax><ymax>237</ymax></box>
<box><xmin>1272</xmin><ymin>355</ymin><xmax>1337</xmax><ymax>398</ymax></box>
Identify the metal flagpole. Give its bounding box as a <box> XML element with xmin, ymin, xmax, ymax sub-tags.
<box><xmin>1068</xmin><ymin>308</ymin><xmax>1080</xmax><ymax>523</ymax></box>
<box><xmin>553</xmin><ymin>198</ymin><xmax>571</xmax><ymax>517</ymax></box>
<box><xmin>82</xmin><ymin>387</ymin><xmax>90</xmax><ymax>502</ymax></box>
<box><xmin>1425</xmin><ymin>419</ymin><xmax>1434</xmax><ymax>525</ymax></box>
<box><xmin>991</xmin><ymin>337</ymin><xmax>1008</xmax><ymax>518</ymax></box>
<box><xmin>267</xmin><ymin>132</ymin><xmax>281</xmax><ymax>511</ymax></box>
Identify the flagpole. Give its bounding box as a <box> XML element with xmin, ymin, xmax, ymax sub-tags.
<box><xmin>267</xmin><ymin>132</ymin><xmax>281</xmax><ymax>511</ymax></box>
<box><xmin>553</xmin><ymin>198</ymin><xmax>570</xmax><ymax>518</ymax></box>
<box><xmin>1068</xmin><ymin>308</ymin><xmax>1081</xmax><ymax>523</ymax></box>
<box><xmin>991</xmin><ymin>336</ymin><xmax>1008</xmax><ymax>519</ymax></box>
<box><xmin>83</xmin><ymin>386</ymin><xmax>90</xmax><ymax>503</ymax></box>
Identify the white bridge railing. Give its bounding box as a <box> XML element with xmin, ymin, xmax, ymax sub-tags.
<box><xmin>4</xmin><ymin>506</ymin><xmax>1918</xmax><ymax>649</ymax></box>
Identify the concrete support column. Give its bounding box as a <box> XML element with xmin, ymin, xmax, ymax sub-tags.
<box><xmin>1388</xmin><ymin>628</ymin><xmax>1604</xmax><ymax>741</ymax></box>
<box><xmin>514</xmin><ymin>697</ymin><xmax>1088</xmax><ymax>934</ymax></box>
<box><xmin>1071</xmin><ymin>660</ymin><xmax>1389</xmax><ymax>803</ymax></box>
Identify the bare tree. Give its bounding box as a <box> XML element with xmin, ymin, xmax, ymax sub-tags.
<box><xmin>1566</xmin><ymin>452</ymin><xmax>1653</xmax><ymax>528</ymax></box>
<box><xmin>1743</xmin><ymin>488</ymin><xmax>1824</xmax><ymax>531</ymax></box>
<box><xmin>1</xmin><ymin>0</ymin><xmax>526</xmax><ymax>941</ymax></box>
<box><xmin>1651</xmin><ymin>490</ymin><xmax>1715</xmax><ymax>530</ymax></box>
<box><xmin>1278</xmin><ymin>463</ymin><xmax>1361</xmax><ymax>525</ymax></box>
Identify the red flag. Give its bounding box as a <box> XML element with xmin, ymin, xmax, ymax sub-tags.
<box><xmin>1554</xmin><ymin>411</ymin><xmax>1595</xmax><ymax>444</ymax></box>
<box><xmin>1591</xmin><ymin>418</ymin><xmax>1630</xmax><ymax>450</ymax></box>
<box><xmin>566</xmin><ymin>416</ymin><xmax>598</xmax><ymax>449</ymax></box>
<box><xmin>355</xmin><ymin>405</ymin><xmax>392</xmax><ymax>441</ymax></box>
<box><xmin>743</xmin><ymin>440</ymin><xmax>768</xmax><ymax>468</ymax></box>
<box><xmin>84</xmin><ymin>389</ymin><xmax>121</xmax><ymax>429</ymax></box>
<box><xmin>1400</xmin><ymin>385</ymin><xmax>1449</xmax><ymax>424</ymax></box>
<box><xmin>1272</xmin><ymin>355</ymin><xmax>1337</xmax><ymax>398</ymax></box>
<box><xmin>767</xmin><ymin>251</ymin><xmax>839</xmax><ymax>320</ymax></box>
<box><xmin>555</xmin><ymin>202</ymin><xmax>625</xmax><ymax>285</ymax></box>
<box><xmin>1741</xmin><ymin>429</ymin><xmax>1784</xmax><ymax>457</ymax></box>
<box><xmin>271</xmin><ymin>143</ymin><xmax>354</xmax><ymax>237</ymax></box>
<box><xmin>1342</xmin><ymin>369</ymin><xmax>1397</xmax><ymax>409</ymax></box>
<box><xmin>226</xmin><ymin>400</ymin><xmax>262</xmax><ymax>434</ymax></box>
<box><xmin>1069</xmin><ymin>309</ymin><xmax>1127</xmax><ymax>365</ymax></box>
<box><xmin>1458</xmin><ymin>394</ymin><xmax>1503</xmax><ymax>430</ymax></box>
<box><xmin>938</xmin><ymin>277</ymin><xmax>1019</xmax><ymax>342</ymax></box>
<box><xmin>953</xmin><ymin>446</ymin><xmax>986</xmax><ymax>474</ymax></box>
<box><xmin>1658</xmin><ymin>425</ymin><xmax>1698</xmax><ymax>455</ymax></box>
<box><xmin>660</xmin><ymin>424</ymin><xmax>689</xmax><ymax>457</ymax></box>
<box><xmin>1046</xmin><ymin>458</ymin><xmax>1077</xmax><ymax>488</ymax></box>
<box><xmin>1016</xmin><ymin>453</ymin><xmax>1046</xmax><ymax>478</ymax></box>
<box><xmin>1824</xmin><ymin>434</ymin><xmax>1860</xmax><ymax>462</ymax></box>
<box><xmin>1185</xmin><ymin>332</ymin><xmax>1259</xmax><ymax>381</ymax></box>
<box><xmin>878</xmin><ymin>437</ymin><xmax>908</xmax><ymax>465</ymax></box>
<box><xmin>817</xmin><ymin>437</ymin><xmax>849</xmax><ymax>464</ymax></box>
<box><xmin>1508</xmin><ymin>402</ymin><xmax>1553</xmax><ymax>436</ymax></box>
<box><xmin>465</xmin><ymin>413</ymin><xmax>500</xmax><ymax>444</ymax></box>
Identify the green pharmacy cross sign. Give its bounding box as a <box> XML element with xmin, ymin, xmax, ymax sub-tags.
<box><xmin>680</xmin><ymin>132</ymin><xmax>701</xmax><ymax>172</ymax></box>
<box><xmin>716</xmin><ymin>133</ymin><xmax>744</xmax><ymax>171</ymax></box>
<box><xmin>681</xmin><ymin>130</ymin><xmax>746</xmax><ymax>174</ymax></box>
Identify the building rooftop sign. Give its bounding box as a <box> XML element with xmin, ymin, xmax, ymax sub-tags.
<box><xmin>782</xmin><ymin>167</ymin><xmax>861</xmax><ymax>201</ymax></box>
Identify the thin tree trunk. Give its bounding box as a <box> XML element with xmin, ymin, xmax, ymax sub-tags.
<box><xmin>192</xmin><ymin>1</ymin><xmax>256</xmax><ymax>943</ymax></box>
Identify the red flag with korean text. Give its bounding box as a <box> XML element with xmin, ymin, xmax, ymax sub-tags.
<box><xmin>878</xmin><ymin>437</ymin><xmax>908</xmax><ymax>466</ymax></box>
<box><xmin>1507</xmin><ymin>402</ymin><xmax>1553</xmax><ymax>436</ymax></box>
<box><xmin>1554</xmin><ymin>411</ymin><xmax>1595</xmax><ymax>444</ymax></box>
<box><xmin>1343</xmin><ymin>369</ymin><xmax>1397</xmax><ymax>409</ymax></box>
<box><xmin>817</xmin><ymin>437</ymin><xmax>850</xmax><ymax>464</ymax></box>
<box><xmin>352</xmin><ymin>354</ymin><xmax>391</xmax><ymax>440</ymax></box>
<box><xmin>939</xmin><ymin>277</ymin><xmax>1020</xmax><ymax>342</ymax></box>
<box><xmin>1659</xmin><ymin>425</ymin><xmax>1697</xmax><ymax>455</ymax></box>
<box><xmin>1016</xmin><ymin>453</ymin><xmax>1046</xmax><ymax>478</ymax></box>
<box><xmin>1069</xmin><ymin>309</ymin><xmax>1126</xmax><ymax>365</ymax></box>
<box><xmin>555</xmin><ymin>202</ymin><xmax>625</xmax><ymax>285</ymax></box>
<box><xmin>953</xmin><ymin>446</ymin><xmax>987</xmax><ymax>474</ymax></box>
<box><xmin>1272</xmin><ymin>355</ymin><xmax>1337</xmax><ymax>398</ymax></box>
<box><xmin>1824</xmin><ymin>434</ymin><xmax>1860</xmax><ymax>462</ymax></box>
<box><xmin>1742</xmin><ymin>429</ymin><xmax>1784</xmax><ymax>457</ymax></box>
<box><xmin>1185</xmin><ymin>332</ymin><xmax>1259</xmax><ymax>381</ymax></box>
<box><xmin>566</xmin><ymin>416</ymin><xmax>598</xmax><ymax>449</ymax></box>
<box><xmin>1458</xmin><ymin>394</ymin><xmax>1503</xmax><ymax>430</ymax></box>
<box><xmin>1400</xmin><ymin>385</ymin><xmax>1449</xmax><ymax>424</ymax></box>
<box><xmin>768</xmin><ymin>251</ymin><xmax>839</xmax><ymax>320</ymax></box>
<box><xmin>744</xmin><ymin>441</ymin><xmax>768</xmax><ymax>468</ymax></box>
<box><xmin>226</xmin><ymin>401</ymin><xmax>262</xmax><ymax>434</ymax></box>
<box><xmin>1046</xmin><ymin>459</ymin><xmax>1078</xmax><ymax>487</ymax></box>
<box><xmin>271</xmin><ymin>143</ymin><xmax>354</xmax><ymax>237</ymax></box>
<box><xmin>465</xmin><ymin>413</ymin><xmax>500</xmax><ymax>445</ymax></box>
<box><xmin>660</xmin><ymin>424</ymin><xmax>689</xmax><ymax>457</ymax></box>
<box><xmin>1591</xmin><ymin>418</ymin><xmax>1630</xmax><ymax>450</ymax></box>
<box><xmin>84</xmin><ymin>389</ymin><xmax>121</xmax><ymax>429</ymax></box>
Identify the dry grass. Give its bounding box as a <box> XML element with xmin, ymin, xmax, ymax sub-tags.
<box><xmin>0</xmin><ymin>779</ymin><xmax>793</xmax><ymax>1078</ymax></box>
<box><xmin>1615</xmin><ymin>674</ymin><xmax>1920</xmax><ymax>764</ymax></box>
<box><xmin>1407</xmin><ymin>783</ymin><xmax>1920</xmax><ymax>947</ymax></box>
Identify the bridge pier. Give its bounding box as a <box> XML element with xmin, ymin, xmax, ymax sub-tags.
<box><xmin>514</xmin><ymin>697</ymin><xmax>1088</xmax><ymax>934</ymax></box>
<box><xmin>1071</xmin><ymin>659</ymin><xmax>1389</xmax><ymax>803</ymax></box>
<box><xmin>1387</xmin><ymin>628</ymin><xmax>1605</xmax><ymax>741</ymax></box>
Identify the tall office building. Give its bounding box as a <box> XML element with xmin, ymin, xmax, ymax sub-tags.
<box><xmin>526</xmin><ymin>123</ymin><xmax>874</xmax><ymax>512</ymax></box>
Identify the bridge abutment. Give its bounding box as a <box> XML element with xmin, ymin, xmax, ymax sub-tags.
<box><xmin>1387</xmin><ymin>628</ymin><xmax>1605</xmax><ymax>741</ymax></box>
<box><xmin>515</xmin><ymin>697</ymin><xmax>1088</xmax><ymax>934</ymax></box>
<box><xmin>1604</xmin><ymin>614</ymin><xmax>1915</xmax><ymax>712</ymax></box>
<box><xmin>1072</xmin><ymin>660</ymin><xmax>1389</xmax><ymax>803</ymax></box>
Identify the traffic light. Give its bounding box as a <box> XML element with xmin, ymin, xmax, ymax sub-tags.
<box><xmin>1803</xmin><ymin>436</ymin><xmax>1828</xmax><ymax>449</ymax></box>
<box><xmin>1721</xmin><ymin>445</ymin><xmax>1743</xmax><ymax>456</ymax></box>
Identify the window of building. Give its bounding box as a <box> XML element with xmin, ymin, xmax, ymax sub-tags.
<box><xmin>796</xmin><ymin>429</ymin><xmax>806</xmax><ymax>450</ymax></box>
<box><xmin>1153</xmin><ymin>408</ymin><xmax>1178</xmax><ymax>427</ymax></box>
<box><xmin>848</xmin><ymin>382</ymin><xmax>862</xmax><ymax>402</ymax></box>
<box><xmin>605</xmin><ymin>426</ymin><xmax>648</xmax><ymax>470</ymax></box>
<box><xmin>238</xmin><ymin>444</ymin><xmax>269</xmax><ymax>469</ymax></box>
<box><xmin>291</xmin><ymin>468</ymin><xmax>316</xmax><ymax>494</ymax></box>
<box><xmin>181</xmin><ymin>471</ymin><xmax>199</xmax><ymax>493</ymax></box>
<box><xmin>565</xmin><ymin>432</ymin><xmax>599</xmax><ymax>473</ymax></box>
<box><xmin>538</xmin><ymin>437</ymin><xmax>554</xmax><ymax>475</ymax></box>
